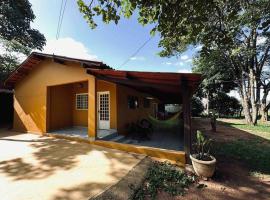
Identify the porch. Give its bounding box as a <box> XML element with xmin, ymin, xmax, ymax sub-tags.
<box><xmin>50</xmin><ymin>126</ymin><xmax>183</xmax><ymax>151</ymax></box>
<box><xmin>46</xmin><ymin>71</ymin><xmax>201</xmax><ymax>163</ymax></box>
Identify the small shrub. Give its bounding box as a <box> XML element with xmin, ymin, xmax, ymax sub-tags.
<box><xmin>130</xmin><ymin>162</ymin><xmax>195</xmax><ymax>200</ymax></box>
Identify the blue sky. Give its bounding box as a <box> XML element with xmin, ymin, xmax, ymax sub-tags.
<box><xmin>29</xmin><ymin>0</ymin><xmax>200</xmax><ymax>72</ymax></box>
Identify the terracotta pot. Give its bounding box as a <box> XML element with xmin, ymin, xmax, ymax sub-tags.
<box><xmin>190</xmin><ymin>154</ymin><xmax>216</xmax><ymax>178</ymax></box>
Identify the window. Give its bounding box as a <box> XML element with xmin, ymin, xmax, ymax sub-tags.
<box><xmin>76</xmin><ymin>93</ymin><xmax>88</xmax><ymax>110</ymax></box>
<box><xmin>128</xmin><ymin>96</ymin><xmax>139</xmax><ymax>109</ymax></box>
<box><xmin>143</xmin><ymin>98</ymin><xmax>150</xmax><ymax>108</ymax></box>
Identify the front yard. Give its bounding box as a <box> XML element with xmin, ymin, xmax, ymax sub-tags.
<box><xmin>133</xmin><ymin>118</ymin><xmax>270</xmax><ymax>200</ymax></box>
<box><xmin>214</xmin><ymin>118</ymin><xmax>270</xmax><ymax>176</ymax></box>
<box><xmin>0</xmin><ymin>131</ymin><xmax>144</xmax><ymax>200</ymax></box>
<box><xmin>1</xmin><ymin>118</ymin><xmax>270</xmax><ymax>200</ymax></box>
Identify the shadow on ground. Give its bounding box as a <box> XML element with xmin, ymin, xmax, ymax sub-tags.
<box><xmin>0</xmin><ymin>131</ymin><xmax>144</xmax><ymax>200</ymax></box>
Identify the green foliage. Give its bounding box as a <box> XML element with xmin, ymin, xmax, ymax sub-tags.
<box><xmin>192</xmin><ymin>49</ymin><xmax>237</xmax><ymax>98</ymax></box>
<box><xmin>0</xmin><ymin>0</ymin><xmax>46</xmax><ymax>50</ymax></box>
<box><xmin>193</xmin><ymin>131</ymin><xmax>213</xmax><ymax>160</ymax></box>
<box><xmin>191</xmin><ymin>96</ymin><xmax>204</xmax><ymax>117</ymax></box>
<box><xmin>0</xmin><ymin>0</ymin><xmax>46</xmax><ymax>82</ymax></box>
<box><xmin>76</xmin><ymin>0</ymin><xmax>270</xmax><ymax>125</ymax></box>
<box><xmin>77</xmin><ymin>0</ymin><xmax>270</xmax><ymax>56</ymax></box>
<box><xmin>210</xmin><ymin>92</ymin><xmax>242</xmax><ymax>117</ymax></box>
<box><xmin>130</xmin><ymin>161</ymin><xmax>195</xmax><ymax>200</ymax></box>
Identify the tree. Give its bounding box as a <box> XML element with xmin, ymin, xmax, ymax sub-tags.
<box><xmin>192</xmin><ymin>49</ymin><xmax>237</xmax><ymax>115</ymax></box>
<box><xmin>260</xmin><ymin>71</ymin><xmax>270</xmax><ymax>121</ymax></box>
<box><xmin>191</xmin><ymin>97</ymin><xmax>204</xmax><ymax>117</ymax></box>
<box><xmin>210</xmin><ymin>92</ymin><xmax>242</xmax><ymax>118</ymax></box>
<box><xmin>0</xmin><ymin>0</ymin><xmax>46</xmax><ymax>82</ymax></box>
<box><xmin>77</xmin><ymin>0</ymin><xmax>270</xmax><ymax>125</ymax></box>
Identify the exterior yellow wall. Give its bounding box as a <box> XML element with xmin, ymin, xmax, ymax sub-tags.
<box><xmin>116</xmin><ymin>85</ymin><xmax>158</xmax><ymax>135</ymax></box>
<box><xmin>72</xmin><ymin>81</ymin><xmax>88</xmax><ymax>127</ymax></box>
<box><xmin>13</xmin><ymin>57</ymin><xmax>156</xmax><ymax>138</ymax></box>
<box><xmin>49</xmin><ymin>84</ymin><xmax>73</xmax><ymax>131</ymax></box>
<box><xmin>13</xmin><ymin>58</ymin><xmax>96</xmax><ymax>135</ymax></box>
<box><xmin>97</xmin><ymin>80</ymin><xmax>117</xmax><ymax>129</ymax></box>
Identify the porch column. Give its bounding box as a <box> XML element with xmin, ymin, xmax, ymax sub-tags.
<box><xmin>181</xmin><ymin>79</ymin><xmax>192</xmax><ymax>163</ymax></box>
<box><xmin>88</xmin><ymin>76</ymin><xmax>97</xmax><ymax>140</ymax></box>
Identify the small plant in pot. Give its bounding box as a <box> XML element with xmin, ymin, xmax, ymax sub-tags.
<box><xmin>190</xmin><ymin>130</ymin><xmax>216</xmax><ymax>179</ymax></box>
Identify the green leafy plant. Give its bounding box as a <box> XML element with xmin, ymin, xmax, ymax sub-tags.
<box><xmin>130</xmin><ymin>162</ymin><xmax>195</xmax><ymax>200</ymax></box>
<box><xmin>193</xmin><ymin>131</ymin><xmax>213</xmax><ymax>161</ymax></box>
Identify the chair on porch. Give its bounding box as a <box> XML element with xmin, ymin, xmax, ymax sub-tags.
<box><xmin>126</xmin><ymin>119</ymin><xmax>153</xmax><ymax>142</ymax></box>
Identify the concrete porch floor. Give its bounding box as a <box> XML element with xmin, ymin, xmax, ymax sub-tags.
<box><xmin>0</xmin><ymin>130</ymin><xmax>144</xmax><ymax>200</ymax></box>
<box><xmin>50</xmin><ymin>127</ymin><xmax>117</xmax><ymax>140</ymax></box>
<box><xmin>101</xmin><ymin>131</ymin><xmax>184</xmax><ymax>151</ymax></box>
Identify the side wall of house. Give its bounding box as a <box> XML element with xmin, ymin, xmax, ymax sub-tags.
<box><xmin>13</xmin><ymin>59</ymin><xmax>95</xmax><ymax>134</ymax></box>
<box><xmin>72</xmin><ymin>81</ymin><xmax>88</xmax><ymax>127</ymax></box>
<box><xmin>97</xmin><ymin>80</ymin><xmax>117</xmax><ymax>129</ymax></box>
<box><xmin>116</xmin><ymin>85</ymin><xmax>158</xmax><ymax>135</ymax></box>
<box><xmin>49</xmin><ymin>84</ymin><xmax>73</xmax><ymax>131</ymax></box>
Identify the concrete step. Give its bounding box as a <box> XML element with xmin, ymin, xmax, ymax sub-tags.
<box><xmin>110</xmin><ymin>135</ymin><xmax>125</xmax><ymax>142</ymax></box>
<box><xmin>99</xmin><ymin>132</ymin><xmax>118</xmax><ymax>140</ymax></box>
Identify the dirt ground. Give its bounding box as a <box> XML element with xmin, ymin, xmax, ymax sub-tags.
<box><xmin>0</xmin><ymin>130</ymin><xmax>144</xmax><ymax>200</ymax></box>
<box><xmin>157</xmin><ymin>118</ymin><xmax>270</xmax><ymax>200</ymax></box>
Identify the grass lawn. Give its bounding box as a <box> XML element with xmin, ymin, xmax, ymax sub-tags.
<box><xmin>214</xmin><ymin>119</ymin><xmax>270</xmax><ymax>176</ymax></box>
<box><xmin>221</xmin><ymin>119</ymin><xmax>270</xmax><ymax>139</ymax></box>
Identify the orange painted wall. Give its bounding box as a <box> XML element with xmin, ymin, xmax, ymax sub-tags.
<box><xmin>72</xmin><ymin>81</ymin><xmax>88</xmax><ymax>127</ymax></box>
<box><xmin>13</xmin><ymin>58</ymin><xmax>96</xmax><ymax>135</ymax></box>
<box><xmin>96</xmin><ymin>80</ymin><xmax>117</xmax><ymax>129</ymax></box>
<box><xmin>49</xmin><ymin>84</ymin><xmax>73</xmax><ymax>131</ymax></box>
<box><xmin>116</xmin><ymin>85</ymin><xmax>158</xmax><ymax>135</ymax></box>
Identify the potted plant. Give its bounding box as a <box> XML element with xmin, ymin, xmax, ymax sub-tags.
<box><xmin>190</xmin><ymin>130</ymin><xmax>216</xmax><ymax>178</ymax></box>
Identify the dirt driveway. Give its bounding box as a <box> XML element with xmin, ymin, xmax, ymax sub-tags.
<box><xmin>0</xmin><ymin>130</ymin><xmax>144</xmax><ymax>200</ymax></box>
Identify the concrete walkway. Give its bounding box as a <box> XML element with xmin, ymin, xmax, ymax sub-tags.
<box><xmin>0</xmin><ymin>130</ymin><xmax>144</xmax><ymax>200</ymax></box>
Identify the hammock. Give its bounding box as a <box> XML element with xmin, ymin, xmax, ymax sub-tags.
<box><xmin>148</xmin><ymin>112</ymin><xmax>182</xmax><ymax>129</ymax></box>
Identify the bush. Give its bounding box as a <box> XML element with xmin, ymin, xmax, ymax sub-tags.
<box><xmin>130</xmin><ymin>162</ymin><xmax>195</xmax><ymax>200</ymax></box>
<box><xmin>191</xmin><ymin>97</ymin><xmax>204</xmax><ymax>117</ymax></box>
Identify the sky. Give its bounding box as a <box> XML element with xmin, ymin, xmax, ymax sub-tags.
<box><xmin>29</xmin><ymin>0</ymin><xmax>200</xmax><ymax>73</ymax></box>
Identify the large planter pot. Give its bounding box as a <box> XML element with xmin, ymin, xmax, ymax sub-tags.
<box><xmin>190</xmin><ymin>154</ymin><xmax>216</xmax><ymax>178</ymax></box>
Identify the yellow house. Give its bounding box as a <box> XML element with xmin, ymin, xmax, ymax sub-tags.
<box><xmin>5</xmin><ymin>52</ymin><xmax>201</xmax><ymax>164</ymax></box>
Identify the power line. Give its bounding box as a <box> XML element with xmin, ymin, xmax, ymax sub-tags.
<box><xmin>56</xmin><ymin>0</ymin><xmax>64</xmax><ymax>40</ymax></box>
<box><xmin>56</xmin><ymin>0</ymin><xmax>68</xmax><ymax>40</ymax></box>
<box><xmin>118</xmin><ymin>36</ymin><xmax>153</xmax><ymax>69</ymax></box>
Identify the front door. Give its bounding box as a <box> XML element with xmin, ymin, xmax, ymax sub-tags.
<box><xmin>97</xmin><ymin>91</ymin><xmax>110</xmax><ymax>129</ymax></box>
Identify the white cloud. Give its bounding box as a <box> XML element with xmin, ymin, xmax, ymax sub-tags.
<box><xmin>41</xmin><ymin>37</ymin><xmax>98</xmax><ymax>61</ymax></box>
<box><xmin>178</xmin><ymin>69</ymin><xmax>191</xmax><ymax>73</ymax></box>
<box><xmin>186</xmin><ymin>58</ymin><xmax>192</xmax><ymax>63</ymax></box>
<box><xmin>130</xmin><ymin>56</ymin><xmax>145</xmax><ymax>61</ymax></box>
<box><xmin>228</xmin><ymin>90</ymin><xmax>240</xmax><ymax>100</ymax></box>
<box><xmin>174</xmin><ymin>61</ymin><xmax>184</xmax><ymax>66</ymax></box>
<box><xmin>180</xmin><ymin>55</ymin><xmax>189</xmax><ymax>60</ymax></box>
<box><xmin>195</xmin><ymin>45</ymin><xmax>202</xmax><ymax>51</ymax></box>
<box><xmin>257</xmin><ymin>37</ymin><xmax>267</xmax><ymax>45</ymax></box>
<box><xmin>0</xmin><ymin>43</ymin><xmax>26</xmax><ymax>63</ymax></box>
<box><xmin>163</xmin><ymin>62</ymin><xmax>173</xmax><ymax>65</ymax></box>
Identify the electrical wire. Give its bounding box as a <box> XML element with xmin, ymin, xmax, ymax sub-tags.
<box><xmin>56</xmin><ymin>0</ymin><xmax>68</xmax><ymax>40</ymax></box>
<box><xmin>118</xmin><ymin>36</ymin><xmax>153</xmax><ymax>69</ymax></box>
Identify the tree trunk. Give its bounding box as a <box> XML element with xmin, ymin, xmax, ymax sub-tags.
<box><xmin>249</xmin><ymin>70</ymin><xmax>259</xmax><ymax>125</ymax></box>
<box><xmin>261</xmin><ymin>91</ymin><xmax>268</xmax><ymax>122</ymax></box>
<box><xmin>205</xmin><ymin>91</ymin><xmax>210</xmax><ymax>115</ymax></box>
<box><xmin>239</xmin><ymin>83</ymin><xmax>252</xmax><ymax>125</ymax></box>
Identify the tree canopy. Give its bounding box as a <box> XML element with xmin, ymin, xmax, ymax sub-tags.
<box><xmin>0</xmin><ymin>0</ymin><xmax>46</xmax><ymax>82</ymax></box>
<box><xmin>78</xmin><ymin>0</ymin><xmax>270</xmax><ymax>125</ymax></box>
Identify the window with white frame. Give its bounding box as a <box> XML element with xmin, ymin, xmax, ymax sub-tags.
<box><xmin>76</xmin><ymin>93</ymin><xmax>88</xmax><ymax>110</ymax></box>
